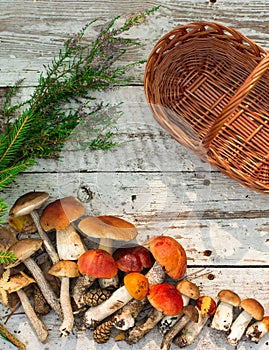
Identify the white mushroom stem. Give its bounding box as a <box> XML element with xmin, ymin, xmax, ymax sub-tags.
<box><xmin>112</xmin><ymin>262</ymin><xmax>166</xmax><ymax>330</ymax></box>
<box><xmin>246</xmin><ymin>317</ymin><xmax>269</xmax><ymax>343</ymax></box>
<box><xmin>83</xmin><ymin>285</ymin><xmax>132</xmax><ymax>329</ymax></box>
<box><xmin>16</xmin><ymin>288</ymin><xmax>48</xmax><ymax>343</ymax></box>
<box><xmin>227</xmin><ymin>310</ymin><xmax>253</xmax><ymax>346</ymax></box>
<box><xmin>125</xmin><ymin>308</ymin><xmax>164</xmax><ymax>344</ymax></box>
<box><xmin>59</xmin><ymin>277</ymin><xmax>74</xmax><ymax>337</ymax></box>
<box><xmin>30</xmin><ymin>210</ymin><xmax>59</xmax><ymax>265</ymax></box>
<box><xmin>173</xmin><ymin>308</ymin><xmax>209</xmax><ymax>347</ymax></box>
<box><xmin>161</xmin><ymin>314</ymin><xmax>194</xmax><ymax>350</ymax></box>
<box><xmin>159</xmin><ymin>294</ymin><xmax>190</xmax><ymax>335</ymax></box>
<box><xmin>23</xmin><ymin>257</ymin><xmax>62</xmax><ymax>318</ymax></box>
<box><xmin>56</xmin><ymin>224</ymin><xmax>86</xmax><ymax>260</ymax></box>
<box><xmin>211</xmin><ymin>301</ymin><xmax>234</xmax><ymax>331</ymax></box>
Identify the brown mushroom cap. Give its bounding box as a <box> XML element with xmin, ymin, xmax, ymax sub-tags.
<box><xmin>8</xmin><ymin>215</ymin><xmax>37</xmax><ymax>234</ymax></box>
<box><xmin>183</xmin><ymin>305</ymin><xmax>199</xmax><ymax>323</ymax></box>
<box><xmin>40</xmin><ymin>196</ymin><xmax>85</xmax><ymax>231</ymax></box>
<box><xmin>240</xmin><ymin>298</ymin><xmax>264</xmax><ymax>321</ymax></box>
<box><xmin>0</xmin><ymin>226</ymin><xmax>17</xmax><ymax>251</ymax></box>
<box><xmin>78</xmin><ymin>215</ymin><xmax>137</xmax><ymax>242</ymax></box>
<box><xmin>176</xmin><ymin>280</ymin><xmax>200</xmax><ymax>300</ymax></box>
<box><xmin>5</xmin><ymin>271</ymin><xmax>36</xmax><ymax>293</ymax></box>
<box><xmin>9</xmin><ymin>191</ymin><xmax>49</xmax><ymax>217</ymax></box>
<box><xmin>6</xmin><ymin>238</ymin><xmax>43</xmax><ymax>268</ymax></box>
<box><xmin>217</xmin><ymin>289</ymin><xmax>241</xmax><ymax>307</ymax></box>
<box><xmin>48</xmin><ymin>260</ymin><xmax>80</xmax><ymax>278</ymax></box>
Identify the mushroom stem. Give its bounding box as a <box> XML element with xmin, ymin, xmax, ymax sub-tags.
<box><xmin>83</xmin><ymin>285</ymin><xmax>132</xmax><ymax>329</ymax></box>
<box><xmin>161</xmin><ymin>314</ymin><xmax>193</xmax><ymax>350</ymax></box>
<box><xmin>59</xmin><ymin>277</ymin><xmax>74</xmax><ymax>337</ymax></box>
<box><xmin>210</xmin><ymin>301</ymin><xmax>234</xmax><ymax>331</ymax></box>
<box><xmin>125</xmin><ymin>308</ymin><xmax>163</xmax><ymax>344</ymax></box>
<box><xmin>16</xmin><ymin>288</ymin><xmax>48</xmax><ymax>343</ymax></box>
<box><xmin>227</xmin><ymin>310</ymin><xmax>253</xmax><ymax>346</ymax></box>
<box><xmin>72</xmin><ymin>275</ymin><xmax>96</xmax><ymax>309</ymax></box>
<box><xmin>173</xmin><ymin>308</ymin><xmax>209</xmax><ymax>347</ymax></box>
<box><xmin>246</xmin><ymin>316</ymin><xmax>269</xmax><ymax>343</ymax></box>
<box><xmin>23</xmin><ymin>257</ymin><xmax>62</xmax><ymax>319</ymax></box>
<box><xmin>56</xmin><ymin>224</ymin><xmax>86</xmax><ymax>261</ymax></box>
<box><xmin>30</xmin><ymin>210</ymin><xmax>59</xmax><ymax>265</ymax></box>
<box><xmin>112</xmin><ymin>261</ymin><xmax>166</xmax><ymax>330</ymax></box>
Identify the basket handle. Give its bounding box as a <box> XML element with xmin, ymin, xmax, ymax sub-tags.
<box><xmin>203</xmin><ymin>52</ymin><xmax>269</xmax><ymax>150</ymax></box>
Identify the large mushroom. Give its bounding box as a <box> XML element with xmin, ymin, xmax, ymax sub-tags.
<box><xmin>159</xmin><ymin>279</ymin><xmax>200</xmax><ymax>335</ymax></box>
<box><xmin>4</xmin><ymin>270</ymin><xmax>49</xmax><ymax>343</ymax></box>
<box><xmin>173</xmin><ymin>295</ymin><xmax>217</xmax><ymax>347</ymax></box>
<box><xmin>125</xmin><ymin>283</ymin><xmax>183</xmax><ymax>344</ymax></box>
<box><xmin>112</xmin><ymin>235</ymin><xmax>186</xmax><ymax>331</ymax></box>
<box><xmin>6</xmin><ymin>238</ymin><xmax>62</xmax><ymax>318</ymax></box>
<box><xmin>227</xmin><ymin>298</ymin><xmax>264</xmax><ymax>346</ymax></box>
<box><xmin>78</xmin><ymin>215</ymin><xmax>137</xmax><ymax>289</ymax></box>
<box><xmin>210</xmin><ymin>289</ymin><xmax>241</xmax><ymax>332</ymax></box>
<box><xmin>40</xmin><ymin>196</ymin><xmax>86</xmax><ymax>261</ymax></box>
<box><xmin>9</xmin><ymin>191</ymin><xmax>59</xmax><ymax>264</ymax></box>
<box><xmin>48</xmin><ymin>260</ymin><xmax>80</xmax><ymax>336</ymax></box>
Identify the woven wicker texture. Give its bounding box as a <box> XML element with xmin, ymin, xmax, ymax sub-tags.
<box><xmin>144</xmin><ymin>22</ymin><xmax>269</xmax><ymax>193</ymax></box>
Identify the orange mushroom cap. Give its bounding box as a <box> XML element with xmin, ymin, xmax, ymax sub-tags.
<box><xmin>149</xmin><ymin>236</ymin><xmax>187</xmax><ymax>280</ymax></box>
<box><xmin>77</xmin><ymin>249</ymin><xmax>118</xmax><ymax>278</ymax></box>
<box><xmin>40</xmin><ymin>196</ymin><xmax>85</xmax><ymax>231</ymax></box>
<box><xmin>148</xmin><ymin>283</ymin><xmax>183</xmax><ymax>316</ymax></box>
<box><xmin>196</xmin><ymin>296</ymin><xmax>217</xmax><ymax>316</ymax></box>
<box><xmin>124</xmin><ymin>272</ymin><xmax>149</xmax><ymax>300</ymax></box>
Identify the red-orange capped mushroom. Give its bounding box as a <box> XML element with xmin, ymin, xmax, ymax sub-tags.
<box><xmin>196</xmin><ymin>295</ymin><xmax>217</xmax><ymax>316</ymax></box>
<box><xmin>77</xmin><ymin>249</ymin><xmax>118</xmax><ymax>279</ymax></box>
<box><xmin>147</xmin><ymin>283</ymin><xmax>183</xmax><ymax>316</ymax></box>
<box><xmin>149</xmin><ymin>236</ymin><xmax>187</xmax><ymax>280</ymax></box>
<box><xmin>124</xmin><ymin>272</ymin><xmax>149</xmax><ymax>300</ymax></box>
<box><xmin>113</xmin><ymin>245</ymin><xmax>154</xmax><ymax>272</ymax></box>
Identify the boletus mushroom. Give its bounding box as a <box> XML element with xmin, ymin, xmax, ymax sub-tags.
<box><xmin>246</xmin><ymin>316</ymin><xmax>269</xmax><ymax>343</ymax></box>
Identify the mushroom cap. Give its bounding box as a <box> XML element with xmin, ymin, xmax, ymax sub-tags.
<box><xmin>0</xmin><ymin>226</ymin><xmax>17</xmax><ymax>251</ymax></box>
<box><xmin>48</xmin><ymin>260</ymin><xmax>80</xmax><ymax>278</ymax></box>
<box><xmin>124</xmin><ymin>272</ymin><xmax>149</xmax><ymax>300</ymax></box>
<box><xmin>240</xmin><ymin>298</ymin><xmax>264</xmax><ymax>321</ymax></box>
<box><xmin>147</xmin><ymin>283</ymin><xmax>183</xmax><ymax>316</ymax></box>
<box><xmin>176</xmin><ymin>280</ymin><xmax>200</xmax><ymax>300</ymax></box>
<box><xmin>40</xmin><ymin>196</ymin><xmax>85</xmax><ymax>231</ymax></box>
<box><xmin>77</xmin><ymin>249</ymin><xmax>118</xmax><ymax>278</ymax></box>
<box><xmin>6</xmin><ymin>238</ymin><xmax>43</xmax><ymax>268</ymax></box>
<box><xmin>113</xmin><ymin>245</ymin><xmax>154</xmax><ymax>272</ymax></box>
<box><xmin>196</xmin><ymin>296</ymin><xmax>217</xmax><ymax>316</ymax></box>
<box><xmin>9</xmin><ymin>214</ymin><xmax>37</xmax><ymax>234</ymax></box>
<box><xmin>183</xmin><ymin>305</ymin><xmax>199</xmax><ymax>323</ymax></box>
<box><xmin>149</xmin><ymin>236</ymin><xmax>187</xmax><ymax>280</ymax></box>
<box><xmin>78</xmin><ymin>215</ymin><xmax>138</xmax><ymax>242</ymax></box>
<box><xmin>217</xmin><ymin>289</ymin><xmax>241</xmax><ymax>307</ymax></box>
<box><xmin>5</xmin><ymin>271</ymin><xmax>36</xmax><ymax>293</ymax></box>
<box><xmin>9</xmin><ymin>191</ymin><xmax>49</xmax><ymax>217</ymax></box>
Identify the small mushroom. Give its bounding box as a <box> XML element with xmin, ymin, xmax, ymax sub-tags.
<box><xmin>9</xmin><ymin>191</ymin><xmax>59</xmax><ymax>264</ymax></box>
<box><xmin>78</xmin><ymin>215</ymin><xmax>137</xmax><ymax>289</ymax></box>
<box><xmin>161</xmin><ymin>305</ymin><xmax>199</xmax><ymax>350</ymax></box>
<box><xmin>210</xmin><ymin>289</ymin><xmax>241</xmax><ymax>332</ymax></box>
<box><xmin>123</xmin><ymin>272</ymin><xmax>149</xmax><ymax>301</ymax></box>
<box><xmin>227</xmin><ymin>298</ymin><xmax>264</xmax><ymax>346</ymax></box>
<box><xmin>4</xmin><ymin>271</ymin><xmax>49</xmax><ymax>343</ymax></box>
<box><xmin>246</xmin><ymin>316</ymin><xmax>269</xmax><ymax>343</ymax></box>
<box><xmin>40</xmin><ymin>196</ymin><xmax>86</xmax><ymax>261</ymax></box>
<box><xmin>48</xmin><ymin>260</ymin><xmax>80</xmax><ymax>336</ymax></box>
<box><xmin>173</xmin><ymin>295</ymin><xmax>216</xmax><ymax>347</ymax></box>
<box><xmin>125</xmin><ymin>283</ymin><xmax>184</xmax><ymax>344</ymax></box>
<box><xmin>8</xmin><ymin>214</ymin><xmax>37</xmax><ymax>234</ymax></box>
<box><xmin>6</xmin><ymin>238</ymin><xmax>62</xmax><ymax>318</ymax></box>
<box><xmin>159</xmin><ymin>280</ymin><xmax>200</xmax><ymax>335</ymax></box>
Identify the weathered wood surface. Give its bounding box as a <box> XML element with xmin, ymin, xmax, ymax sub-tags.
<box><xmin>0</xmin><ymin>1</ymin><xmax>269</xmax><ymax>350</ymax></box>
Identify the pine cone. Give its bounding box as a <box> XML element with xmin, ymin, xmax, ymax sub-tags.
<box><xmin>33</xmin><ymin>285</ymin><xmax>51</xmax><ymax>315</ymax></box>
<box><xmin>93</xmin><ymin>320</ymin><xmax>113</xmax><ymax>344</ymax></box>
<box><xmin>83</xmin><ymin>287</ymin><xmax>111</xmax><ymax>307</ymax></box>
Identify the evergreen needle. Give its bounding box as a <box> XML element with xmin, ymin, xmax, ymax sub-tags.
<box><xmin>0</xmin><ymin>250</ymin><xmax>17</xmax><ymax>265</ymax></box>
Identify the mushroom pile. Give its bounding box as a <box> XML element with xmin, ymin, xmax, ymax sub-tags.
<box><xmin>0</xmin><ymin>191</ymin><xmax>268</xmax><ymax>348</ymax></box>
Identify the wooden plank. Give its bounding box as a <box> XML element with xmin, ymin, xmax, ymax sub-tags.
<box><xmin>0</xmin><ymin>267</ymin><xmax>268</xmax><ymax>350</ymax></box>
<box><xmin>1</xmin><ymin>0</ymin><xmax>269</xmax><ymax>85</ymax></box>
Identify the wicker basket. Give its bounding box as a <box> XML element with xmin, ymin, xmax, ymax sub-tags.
<box><xmin>144</xmin><ymin>22</ymin><xmax>269</xmax><ymax>193</ymax></box>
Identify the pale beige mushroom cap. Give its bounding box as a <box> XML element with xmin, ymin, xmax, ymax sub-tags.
<box><xmin>240</xmin><ymin>298</ymin><xmax>264</xmax><ymax>321</ymax></box>
<box><xmin>5</xmin><ymin>271</ymin><xmax>36</xmax><ymax>293</ymax></box>
<box><xmin>78</xmin><ymin>215</ymin><xmax>138</xmax><ymax>241</ymax></box>
<box><xmin>9</xmin><ymin>192</ymin><xmax>49</xmax><ymax>217</ymax></box>
<box><xmin>218</xmin><ymin>289</ymin><xmax>241</xmax><ymax>307</ymax></box>
<box><xmin>6</xmin><ymin>238</ymin><xmax>43</xmax><ymax>268</ymax></box>
<box><xmin>48</xmin><ymin>260</ymin><xmax>80</xmax><ymax>278</ymax></box>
